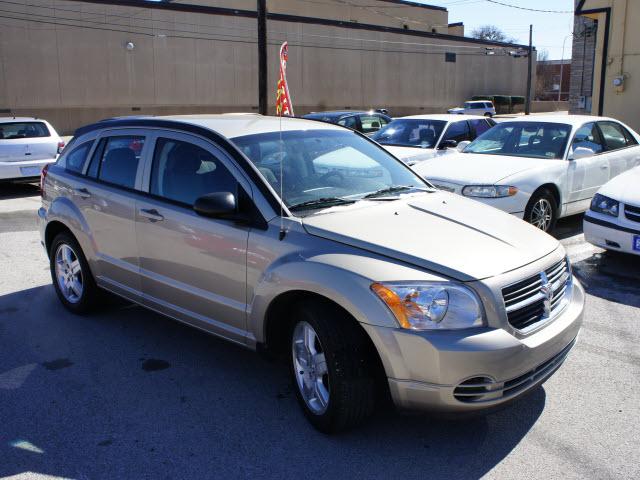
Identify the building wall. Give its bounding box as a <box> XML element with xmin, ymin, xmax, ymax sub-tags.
<box><xmin>574</xmin><ymin>0</ymin><xmax>640</xmax><ymax>131</ymax></box>
<box><xmin>0</xmin><ymin>0</ymin><xmax>533</xmax><ymax>134</ymax></box>
<box><xmin>537</xmin><ymin>60</ymin><xmax>571</xmax><ymax>101</ymax></box>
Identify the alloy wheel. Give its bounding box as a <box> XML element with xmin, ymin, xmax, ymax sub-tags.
<box><xmin>292</xmin><ymin>321</ymin><xmax>330</xmax><ymax>415</ymax></box>
<box><xmin>531</xmin><ymin>198</ymin><xmax>553</xmax><ymax>231</ymax></box>
<box><xmin>54</xmin><ymin>243</ymin><xmax>84</xmax><ymax>303</ymax></box>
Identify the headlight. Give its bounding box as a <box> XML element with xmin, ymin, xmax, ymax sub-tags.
<box><xmin>590</xmin><ymin>193</ymin><xmax>619</xmax><ymax>217</ymax></box>
<box><xmin>371</xmin><ymin>282</ymin><xmax>483</xmax><ymax>330</ymax></box>
<box><xmin>462</xmin><ymin>185</ymin><xmax>518</xmax><ymax>198</ymax></box>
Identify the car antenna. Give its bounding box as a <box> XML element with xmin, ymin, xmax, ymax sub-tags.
<box><xmin>278</xmin><ymin>113</ymin><xmax>287</xmax><ymax>241</ymax></box>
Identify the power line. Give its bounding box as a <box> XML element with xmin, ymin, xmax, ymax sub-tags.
<box><xmin>484</xmin><ymin>0</ymin><xmax>573</xmax><ymax>14</ymax></box>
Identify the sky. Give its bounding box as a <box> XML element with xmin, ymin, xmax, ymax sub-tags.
<box><xmin>424</xmin><ymin>0</ymin><xmax>575</xmax><ymax>60</ymax></box>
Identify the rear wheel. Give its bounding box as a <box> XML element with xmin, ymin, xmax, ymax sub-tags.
<box><xmin>484</xmin><ymin>112</ymin><xmax>492</xmax><ymax>117</ymax></box>
<box><xmin>525</xmin><ymin>189</ymin><xmax>557</xmax><ymax>232</ymax></box>
<box><xmin>289</xmin><ymin>300</ymin><xmax>376</xmax><ymax>433</ymax></box>
<box><xmin>50</xmin><ymin>232</ymin><xmax>99</xmax><ymax>314</ymax></box>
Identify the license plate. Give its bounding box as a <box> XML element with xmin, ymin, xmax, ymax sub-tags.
<box><xmin>20</xmin><ymin>166</ymin><xmax>41</xmax><ymax>177</ymax></box>
<box><xmin>633</xmin><ymin>235</ymin><xmax>640</xmax><ymax>252</ymax></box>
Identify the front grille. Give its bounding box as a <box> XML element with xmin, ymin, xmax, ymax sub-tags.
<box><xmin>624</xmin><ymin>203</ymin><xmax>640</xmax><ymax>223</ymax></box>
<box><xmin>502</xmin><ymin>258</ymin><xmax>571</xmax><ymax>332</ymax></box>
<box><xmin>453</xmin><ymin>339</ymin><xmax>575</xmax><ymax>403</ymax></box>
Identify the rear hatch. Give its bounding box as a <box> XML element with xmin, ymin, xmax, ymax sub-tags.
<box><xmin>0</xmin><ymin>121</ymin><xmax>57</xmax><ymax>162</ymax></box>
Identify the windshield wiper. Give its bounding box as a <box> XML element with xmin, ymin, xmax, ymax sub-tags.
<box><xmin>363</xmin><ymin>185</ymin><xmax>433</xmax><ymax>199</ymax></box>
<box><xmin>288</xmin><ymin>197</ymin><xmax>356</xmax><ymax>212</ymax></box>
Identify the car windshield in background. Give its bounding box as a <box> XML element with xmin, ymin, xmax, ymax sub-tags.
<box><xmin>231</xmin><ymin>130</ymin><xmax>428</xmax><ymax>212</ymax></box>
<box><xmin>463</xmin><ymin>122</ymin><xmax>571</xmax><ymax>159</ymax></box>
<box><xmin>0</xmin><ymin>122</ymin><xmax>50</xmax><ymax>139</ymax></box>
<box><xmin>370</xmin><ymin>119</ymin><xmax>446</xmax><ymax>148</ymax></box>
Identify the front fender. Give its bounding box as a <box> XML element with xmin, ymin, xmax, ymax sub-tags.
<box><xmin>248</xmin><ymin>254</ymin><xmax>407</xmax><ymax>344</ymax></box>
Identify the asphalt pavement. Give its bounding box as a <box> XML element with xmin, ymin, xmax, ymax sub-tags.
<box><xmin>1</xmin><ymin>182</ymin><xmax>639</xmax><ymax>480</ymax></box>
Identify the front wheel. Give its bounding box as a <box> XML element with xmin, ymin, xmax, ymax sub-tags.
<box><xmin>289</xmin><ymin>301</ymin><xmax>376</xmax><ymax>433</ymax></box>
<box><xmin>524</xmin><ymin>190</ymin><xmax>557</xmax><ymax>232</ymax></box>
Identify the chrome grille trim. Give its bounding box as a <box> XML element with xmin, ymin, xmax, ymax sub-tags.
<box><xmin>501</xmin><ymin>258</ymin><xmax>572</xmax><ymax>332</ymax></box>
<box><xmin>453</xmin><ymin>339</ymin><xmax>576</xmax><ymax>403</ymax></box>
<box><xmin>624</xmin><ymin>203</ymin><xmax>640</xmax><ymax>223</ymax></box>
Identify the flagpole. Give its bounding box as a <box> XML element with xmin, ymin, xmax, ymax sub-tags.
<box><xmin>257</xmin><ymin>0</ymin><xmax>267</xmax><ymax>115</ymax></box>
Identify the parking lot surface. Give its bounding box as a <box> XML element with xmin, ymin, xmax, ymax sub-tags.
<box><xmin>1</xmin><ymin>183</ymin><xmax>639</xmax><ymax>480</ymax></box>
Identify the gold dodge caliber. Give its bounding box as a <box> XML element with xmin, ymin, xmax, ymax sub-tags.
<box><xmin>39</xmin><ymin>114</ymin><xmax>584</xmax><ymax>432</ymax></box>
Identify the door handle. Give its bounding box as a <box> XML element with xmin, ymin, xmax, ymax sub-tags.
<box><xmin>139</xmin><ymin>208</ymin><xmax>164</xmax><ymax>222</ymax></box>
<box><xmin>600</xmin><ymin>164</ymin><xmax>609</xmax><ymax>169</ymax></box>
<box><xmin>73</xmin><ymin>187</ymin><xmax>91</xmax><ymax>198</ymax></box>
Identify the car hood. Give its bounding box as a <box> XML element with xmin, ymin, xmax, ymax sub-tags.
<box><xmin>411</xmin><ymin>153</ymin><xmax>548</xmax><ymax>185</ymax></box>
<box><xmin>302</xmin><ymin>191</ymin><xmax>559</xmax><ymax>281</ymax></box>
<box><xmin>382</xmin><ymin>145</ymin><xmax>438</xmax><ymax>163</ymax></box>
<box><xmin>599</xmin><ymin>166</ymin><xmax>640</xmax><ymax>205</ymax></box>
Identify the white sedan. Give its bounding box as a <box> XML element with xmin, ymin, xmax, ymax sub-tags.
<box><xmin>370</xmin><ymin>114</ymin><xmax>495</xmax><ymax>165</ymax></box>
<box><xmin>584</xmin><ymin>166</ymin><xmax>640</xmax><ymax>255</ymax></box>
<box><xmin>0</xmin><ymin>117</ymin><xmax>64</xmax><ymax>182</ymax></box>
<box><xmin>412</xmin><ymin>115</ymin><xmax>640</xmax><ymax>232</ymax></box>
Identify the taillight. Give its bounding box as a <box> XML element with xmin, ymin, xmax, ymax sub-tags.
<box><xmin>57</xmin><ymin>141</ymin><xmax>65</xmax><ymax>155</ymax></box>
<box><xmin>40</xmin><ymin>163</ymin><xmax>49</xmax><ymax>194</ymax></box>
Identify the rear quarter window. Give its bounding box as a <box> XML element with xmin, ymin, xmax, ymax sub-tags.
<box><xmin>64</xmin><ymin>141</ymin><xmax>94</xmax><ymax>174</ymax></box>
<box><xmin>0</xmin><ymin>121</ymin><xmax>50</xmax><ymax>139</ymax></box>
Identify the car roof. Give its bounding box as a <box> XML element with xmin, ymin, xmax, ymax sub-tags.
<box><xmin>81</xmin><ymin>113</ymin><xmax>346</xmax><ymax>139</ymax></box>
<box><xmin>0</xmin><ymin>117</ymin><xmax>48</xmax><ymax>123</ymax></box>
<box><xmin>303</xmin><ymin>110</ymin><xmax>381</xmax><ymax>119</ymax></box>
<box><xmin>498</xmin><ymin>114</ymin><xmax>615</xmax><ymax>127</ymax></box>
<box><xmin>396</xmin><ymin>114</ymin><xmax>489</xmax><ymax>121</ymax></box>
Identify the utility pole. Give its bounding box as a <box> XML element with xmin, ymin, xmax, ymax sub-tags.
<box><xmin>257</xmin><ymin>0</ymin><xmax>267</xmax><ymax>115</ymax></box>
<box><xmin>525</xmin><ymin>24</ymin><xmax>533</xmax><ymax>115</ymax></box>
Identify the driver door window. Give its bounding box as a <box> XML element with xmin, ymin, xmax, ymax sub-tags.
<box><xmin>571</xmin><ymin>123</ymin><xmax>604</xmax><ymax>155</ymax></box>
<box><xmin>442</xmin><ymin>121</ymin><xmax>471</xmax><ymax>144</ymax></box>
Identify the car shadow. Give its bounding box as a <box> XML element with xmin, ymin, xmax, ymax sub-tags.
<box><xmin>572</xmin><ymin>251</ymin><xmax>640</xmax><ymax>308</ymax></box>
<box><xmin>0</xmin><ymin>285</ymin><xmax>545</xmax><ymax>479</ymax></box>
<box><xmin>0</xmin><ymin>182</ymin><xmax>40</xmax><ymax>200</ymax></box>
<box><xmin>551</xmin><ymin>214</ymin><xmax>584</xmax><ymax>240</ymax></box>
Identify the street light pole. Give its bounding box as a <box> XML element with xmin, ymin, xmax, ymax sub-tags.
<box><xmin>558</xmin><ymin>34</ymin><xmax>572</xmax><ymax>102</ymax></box>
<box><xmin>257</xmin><ymin>0</ymin><xmax>267</xmax><ymax>115</ymax></box>
<box><xmin>525</xmin><ymin>24</ymin><xmax>533</xmax><ymax>115</ymax></box>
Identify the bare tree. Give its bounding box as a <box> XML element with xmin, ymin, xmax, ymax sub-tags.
<box><xmin>471</xmin><ymin>25</ymin><xmax>516</xmax><ymax>43</ymax></box>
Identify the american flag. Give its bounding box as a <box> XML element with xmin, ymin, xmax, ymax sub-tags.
<box><xmin>275</xmin><ymin>42</ymin><xmax>294</xmax><ymax>116</ymax></box>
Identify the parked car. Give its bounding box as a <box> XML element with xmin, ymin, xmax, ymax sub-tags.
<box><xmin>584</xmin><ymin>165</ymin><xmax>640</xmax><ymax>255</ymax></box>
<box><xmin>0</xmin><ymin>117</ymin><xmax>64</xmax><ymax>182</ymax></box>
<box><xmin>371</xmin><ymin>114</ymin><xmax>495</xmax><ymax>165</ymax></box>
<box><xmin>412</xmin><ymin>115</ymin><xmax>640</xmax><ymax>232</ymax></box>
<box><xmin>40</xmin><ymin>114</ymin><xmax>583</xmax><ymax>432</ymax></box>
<box><xmin>302</xmin><ymin>110</ymin><xmax>391</xmax><ymax>135</ymax></box>
<box><xmin>448</xmin><ymin>101</ymin><xmax>496</xmax><ymax>117</ymax></box>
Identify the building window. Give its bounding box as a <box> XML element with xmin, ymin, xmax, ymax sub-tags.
<box><xmin>445</xmin><ymin>52</ymin><xmax>456</xmax><ymax>63</ymax></box>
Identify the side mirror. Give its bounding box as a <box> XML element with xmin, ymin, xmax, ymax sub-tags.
<box><xmin>194</xmin><ymin>192</ymin><xmax>237</xmax><ymax>218</ymax></box>
<box><xmin>439</xmin><ymin>139</ymin><xmax>458</xmax><ymax>150</ymax></box>
<box><xmin>456</xmin><ymin>140</ymin><xmax>471</xmax><ymax>152</ymax></box>
<box><xmin>569</xmin><ymin>146</ymin><xmax>595</xmax><ymax>161</ymax></box>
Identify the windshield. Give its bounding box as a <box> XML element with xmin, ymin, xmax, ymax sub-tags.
<box><xmin>231</xmin><ymin>130</ymin><xmax>429</xmax><ymax>212</ymax></box>
<box><xmin>0</xmin><ymin>122</ymin><xmax>50</xmax><ymax>139</ymax></box>
<box><xmin>370</xmin><ymin>119</ymin><xmax>446</xmax><ymax>148</ymax></box>
<box><xmin>463</xmin><ymin>121</ymin><xmax>572</xmax><ymax>159</ymax></box>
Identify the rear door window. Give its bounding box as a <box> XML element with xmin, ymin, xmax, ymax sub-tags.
<box><xmin>150</xmin><ymin>138</ymin><xmax>237</xmax><ymax>206</ymax></box>
<box><xmin>337</xmin><ymin>116</ymin><xmax>358</xmax><ymax>130</ymax></box>
<box><xmin>94</xmin><ymin>136</ymin><xmax>145</xmax><ymax>189</ymax></box>
<box><xmin>442</xmin><ymin>121</ymin><xmax>471</xmax><ymax>143</ymax></box>
<box><xmin>598</xmin><ymin>121</ymin><xmax>637</xmax><ymax>150</ymax></box>
<box><xmin>0</xmin><ymin>122</ymin><xmax>50</xmax><ymax>139</ymax></box>
<box><xmin>64</xmin><ymin>141</ymin><xmax>94</xmax><ymax>174</ymax></box>
<box><xmin>572</xmin><ymin>123</ymin><xmax>604</xmax><ymax>154</ymax></box>
<box><xmin>468</xmin><ymin>119</ymin><xmax>492</xmax><ymax>138</ymax></box>
<box><xmin>359</xmin><ymin>115</ymin><xmax>384</xmax><ymax>134</ymax></box>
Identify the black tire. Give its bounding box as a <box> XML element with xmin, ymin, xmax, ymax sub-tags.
<box><xmin>524</xmin><ymin>189</ymin><xmax>558</xmax><ymax>232</ymax></box>
<box><xmin>484</xmin><ymin>112</ymin><xmax>493</xmax><ymax>117</ymax></box>
<box><xmin>289</xmin><ymin>300</ymin><xmax>376</xmax><ymax>433</ymax></box>
<box><xmin>49</xmin><ymin>231</ymin><xmax>100</xmax><ymax>314</ymax></box>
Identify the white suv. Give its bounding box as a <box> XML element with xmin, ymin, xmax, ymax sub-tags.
<box><xmin>448</xmin><ymin>101</ymin><xmax>496</xmax><ymax>117</ymax></box>
<box><xmin>0</xmin><ymin>117</ymin><xmax>64</xmax><ymax>182</ymax></box>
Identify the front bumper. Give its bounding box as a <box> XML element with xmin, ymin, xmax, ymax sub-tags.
<box><xmin>362</xmin><ymin>278</ymin><xmax>584</xmax><ymax>412</ymax></box>
<box><xmin>584</xmin><ymin>211</ymin><xmax>640</xmax><ymax>256</ymax></box>
<box><xmin>0</xmin><ymin>158</ymin><xmax>55</xmax><ymax>180</ymax></box>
